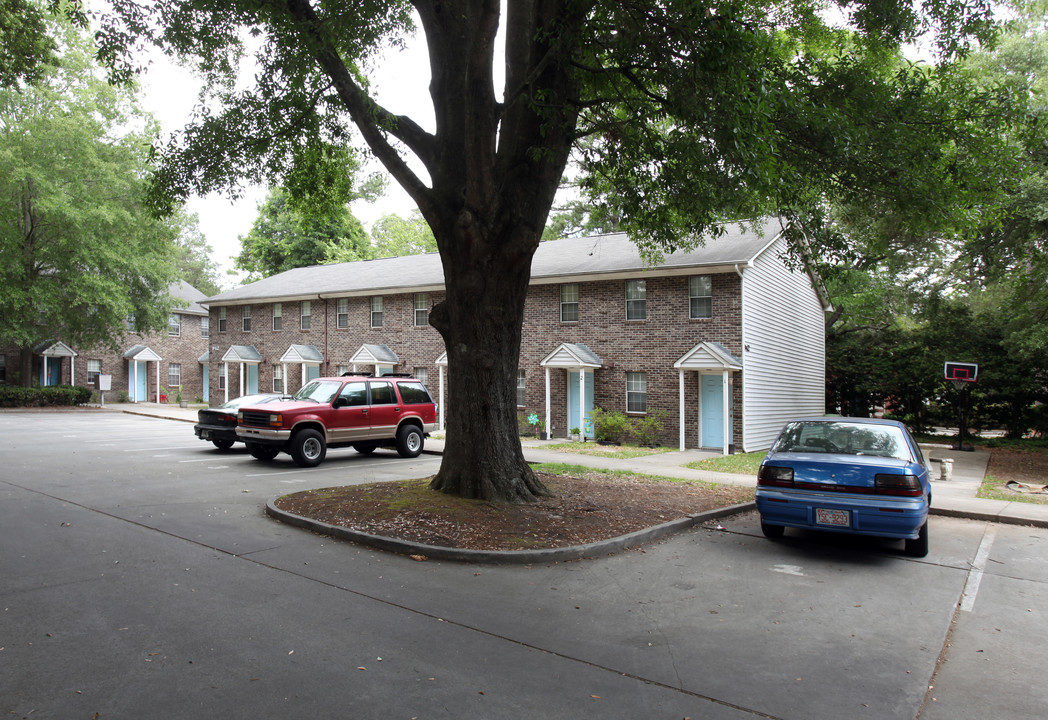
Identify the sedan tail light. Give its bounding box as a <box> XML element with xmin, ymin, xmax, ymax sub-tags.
<box><xmin>875</xmin><ymin>474</ymin><xmax>923</xmax><ymax>497</ymax></box>
<box><xmin>758</xmin><ymin>465</ymin><xmax>794</xmax><ymax>487</ymax></box>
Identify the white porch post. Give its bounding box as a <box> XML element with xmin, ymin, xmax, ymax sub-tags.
<box><xmin>130</xmin><ymin>361</ymin><xmax>137</xmax><ymax>402</ymax></box>
<box><xmin>239</xmin><ymin>363</ymin><xmax>245</xmax><ymax>397</ymax></box>
<box><xmin>544</xmin><ymin>367</ymin><xmax>551</xmax><ymax>438</ymax></box>
<box><xmin>282</xmin><ymin>363</ymin><xmax>288</xmax><ymax>394</ymax></box>
<box><xmin>154</xmin><ymin>361</ymin><xmax>160</xmax><ymax>403</ymax></box>
<box><xmin>301</xmin><ymin>363</ymin><xmax>307</xmax><ymax>386</ymax></box>
<box><xmin>722</xmin><ymin>370</ymin><xmax>730</xmax><ymax>455</ymax></box>
<box><xmin>678</xmin><ymin>370</ymin><xmax>686</xmax><ymax>451</ymax></box>
<box><xmin>438</xmin><ymin>365</ymin><xmax>445</xmax><ymax>431</ymax></box>
<box><xmin>70</xmin><ymin>355</ymin><xmax>75</xmax><ymax>386</ymax></box>
<box><xmin>223</xmin><ymin>362</ymin><xmax>229</xmax><ymax>403</ymax></box>
<box><xmin>578</xmin><ymin>368</ymin><xmax>586</xmax><ymax>439</ymax></box>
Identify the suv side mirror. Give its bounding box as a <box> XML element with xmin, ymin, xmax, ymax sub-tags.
<box><xmin>333</xmin><ymin>396</ymin><xmax>348</xmax><ymax>408</ymax></box>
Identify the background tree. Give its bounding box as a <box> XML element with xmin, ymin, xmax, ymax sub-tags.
<box><xmin>172</xmin><ymin>210</ymin><xmax>223</xmax><ymax>296</ymax></box>
<box><xmin>370</xmin><ymin>210</ymin><xmax>437</xmax><ymax>258</ymax></box>
<box><xmin>93</xmin><ymin>1</ymin><xmax>1022</xmax><ymax>501</ymax></box>
<box><xmin>0</xmin><ymin>12</ymin><xmax>177</xmax><ymax>386</ymax></box>
<box><xmin>234</xmin><ymin>186</ymin><xmax>372</xmax><ymax>281</ymax></box>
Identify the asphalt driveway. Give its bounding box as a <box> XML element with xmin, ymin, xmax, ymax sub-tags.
<box><xmin>2</xmin><ymin>411</ymin><xmax>1046</xmax><ymax>719</ymax></box>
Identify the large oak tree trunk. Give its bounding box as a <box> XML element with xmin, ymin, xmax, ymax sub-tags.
<box><xmin>428</xmin><ymin>219</ymin><xmax>552</xmax><ymax>502</ymax></box>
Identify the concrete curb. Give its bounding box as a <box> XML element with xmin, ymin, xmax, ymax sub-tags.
<box><xmin>931</xmin><ymin>506</ymin><xmax>1048</xmax><ymax>529</ymax></box>
<box><xmin>266</xmin><ymin>498</ymin><xmax>756</xmax><ymax>564</ymax></box>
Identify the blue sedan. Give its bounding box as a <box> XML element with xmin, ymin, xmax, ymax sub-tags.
<box><xmin>755</xmin><ymin>417</ymin><xmax>931</xmax><ymax>557</ymax></box>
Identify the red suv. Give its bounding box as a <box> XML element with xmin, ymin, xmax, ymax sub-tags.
<box><xmin>235</xmin><ymin>375</ymin><xmax>438</xmax><ymax>467</ymax></box>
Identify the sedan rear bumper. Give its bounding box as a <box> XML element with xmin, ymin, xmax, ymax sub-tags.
<box><xmin>756</xmin><ymin>489</ymin><xmax>929</xmax><ymax>540</ymax></box>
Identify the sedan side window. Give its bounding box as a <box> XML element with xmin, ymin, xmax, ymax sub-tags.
<box><xmin>338</xmin><ymin>382</ymin><xmax>368</xmax><ymax>407</ymax></box>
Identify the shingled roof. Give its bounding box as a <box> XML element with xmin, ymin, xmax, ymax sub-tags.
<box><xmin>203</xmin><ymin>220</ymin><xmax>786</xmax><ymax>306</ymax></box>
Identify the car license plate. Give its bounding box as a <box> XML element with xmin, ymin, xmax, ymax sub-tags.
<box><xmin>816</xmin><ymin>508</ymin><xmax>850</xmax><ymax>527</ymax></box>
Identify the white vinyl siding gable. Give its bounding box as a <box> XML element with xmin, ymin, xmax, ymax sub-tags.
<box><xmin>741</xmin><ymin>234</ymin><xmax>826</xmax><ymax>452</ymax></box>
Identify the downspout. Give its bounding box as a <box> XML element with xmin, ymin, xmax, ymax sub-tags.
<box><xmin>735</xmin><ymin>263</ymin><xmax>745</xmax><ymax>454</ymax></box>
<box><xmin>323</xmin><ymin>296</ymin><xmax>329</xmax><ymax>376</ymax></box>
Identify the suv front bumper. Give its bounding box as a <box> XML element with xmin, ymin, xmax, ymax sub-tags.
<box><xmin>236</xmin><ymin>426</ymin><xmax>292</xmax><ymax>446</ymax></box>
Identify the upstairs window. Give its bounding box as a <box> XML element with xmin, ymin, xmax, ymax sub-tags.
<box><xmin>168</xmin><ymin>314</ymin><xmax>181</xmax><ymax>336</ymax></box>
<box><xmin>689</xmin><ymin>276</ymin><xmax>712</xmax><ymax>319</ymax></box>
<box><xmin>201</xmin><ymin>316</ymin><xmax>209</xmax><ymax>338</ymax></box>
<box><xmin>300</xmin><ymin>300</ymin><xmax>312</xmax><ymax>330</ymax></box>
<box><xmin>272</xmin><ymin>303</ymin><xmax>282</xmax><ymax>331</ymax></box>
<box><xmin>218</xmin><ymin>308</ymin><xmax>227</xmax><ymax>332</ymax></box>
<box><xmin>626</xmin><ymin>371</ymin><xmax>647</xmax><ymax>413</ymax></box>
<box><xmin>626</xmin><ymin>280</ymin><xmax>646</xmax><ymax>320</ymax></box>
<box><xmin>371</xmin><ymin>296</ymin><xmax>383</xmax><ymax>328</ymax></box>
<box><xmin>561</xmin><ymin>284</ymin><xmax>579</xmax><ymax>322</ymax></box>
<box><xmin>414</xmin><ymin>293</ymin><xmax>428</xmax><ymax>326</ymax></box>
<box><xmin>242</xmin><ymin>305</ymin><xmax>252</xmax><ymax>332</ymax></box>
<box><xmin>337</xmin><ymin>298</ymin><xmax>349</xmax><ymax>329</ymax></box>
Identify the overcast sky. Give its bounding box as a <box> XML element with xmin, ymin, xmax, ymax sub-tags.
<box><xmin>137</xmin><ymin>26</ymin><xmax>432</xmax><ymax>287</ymax></box>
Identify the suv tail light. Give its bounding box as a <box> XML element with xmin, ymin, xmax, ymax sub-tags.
<box><xmin>758</xmin><ymin>465</ymin><xmax>794</xmax><ymax>487</ymax></box>
<box><xmin>875</xmin><ymin>474</ymin><xmax>922</xmax><ymax>497</ymax></box>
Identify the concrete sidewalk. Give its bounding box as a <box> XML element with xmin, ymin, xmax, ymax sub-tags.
<box><xmin>115</xmin><ymin>401</ymin><xmax>1048</xmax><ymax>528</ymax></box>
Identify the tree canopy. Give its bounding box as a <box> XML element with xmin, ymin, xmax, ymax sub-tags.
<box><xmin>88</xmin><ymin>0</ymin><xmax>1027</xmax><ymax>500</ymax></box>
<box><xmin>0</xmin><ymin>10</ymin><xmax>179</xmax><ymax>385</ymax></box>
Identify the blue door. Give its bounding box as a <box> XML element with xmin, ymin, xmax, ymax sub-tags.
<box><xmin>701</xmin><ymin>374</ymin><xmax>732</xmax><ymax>448</ymax></box>
<box><xmin>132</xmin><ymin>361</ymin><xmax>148</xmax><ymax>402</ymax></box>
<box><xmin>247</xmin><ymin>364</ymin><xmax>259</xmax><ymax>394</ymax></box>
<box><xmin>39</xmin><ymin>357</ymin><xmax>61</xmax><ymax>386</ymax></box>
<box><xmin>567</xmin><ymin>370</ymin><xmax>595</xmax><ymax>439</ymax></box>
<box><xmin>202</xmin><ymin>366</ymin><xmax>209</xmax><ymax>402</ymax></box>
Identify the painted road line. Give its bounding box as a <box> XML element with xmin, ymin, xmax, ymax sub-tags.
<box><xmin>960</xmin><ymin>525</ymin><xmax>997</xmax><ymax>613</ymax></box>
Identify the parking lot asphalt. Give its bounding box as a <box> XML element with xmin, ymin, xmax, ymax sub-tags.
<box><xmin>120</xmin><ymin>401</ymin><xmax>1048</xmax><ymax>530</ymax></box>
<box><xmin>3</xmin><ymin>408</ymin><xmax>1047</xmax><ymax>719</ymax></box>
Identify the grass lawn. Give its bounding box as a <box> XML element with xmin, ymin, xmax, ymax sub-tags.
<box><xmin>686</xmin><ymin>451</ymin><xmax>766</xmax><ymax>475</ymax></box>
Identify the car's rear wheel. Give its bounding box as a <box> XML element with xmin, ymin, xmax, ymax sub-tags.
<box><xmin>247</xmin><ymin>442</ymin><xmax>280</xmax><ymax>462</ymax></box>
<box><xmin>760</xmin><ymin>520</ymin><xmax>785</xmax><ymax>539</ymax></box>
<box><xmin>905</xmin><ymin>520</ymin><xmax>929</xmax><ymax>558</ymax></box>
<box><xmin>212</xmin><ymin>438</ymin><xmax>235</xmax><ymax>451</ymax></box>
<box><xmin>353</xmin><ymin>442</ymin><xmax>377</xmax><ymax>455</ymax></box>
<box><xmin>290</xmin><ymin>429</ymin><xmax>326</xmax><ymax>468</ymax></box>
<box><xmin>395</xmin><ymin>425</ymin><xmax>423</xmax><ymax>458</ymax></box>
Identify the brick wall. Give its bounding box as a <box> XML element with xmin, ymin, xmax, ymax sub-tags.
<box><xmin>206</xmin><ymin>271</ymin><xmax>745</xmax><ymax>448</ymax></box>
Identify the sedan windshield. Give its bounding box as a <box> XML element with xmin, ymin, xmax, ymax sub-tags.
<box><xmin>772</xmin><ymin>421</ymin><xmax>912</xmax><ymax>461</ymax></box>
<box><xmin>293</xmin><ymin>380</ymin><xmax>342</xmax><ymax>404</ymax></box>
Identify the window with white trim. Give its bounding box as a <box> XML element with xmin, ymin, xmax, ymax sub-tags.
<box><xmin>414</xmin><ymin>293</ymin><xmax>428</xmax><ymax>326</ymax></box>
<box><xmin>300</xmin><ymin>300</ymin><xmax>311</xmax><ymax>330</ymax></box>
<box><xmin>168</xmin><ymin>363</ymin><xmax>181</xmax><ymax>388</ymax></box>
<box><xmin>242</xmin><ymin>305</ymin><xmax>252</xmax><ymax>332</ymax></box>
<box><xmin>336</xmin><ymin>365</ymin><xmax>349</xmax><ymax>376</ymax></box>
<box><xmin>218</xmin><ymin>307</ymin><xmax>227</xmax><ymax>332</ymax></box>
<box><xmin>371</xmin><ymin>296</ymin><xmax>383</xmax><ymax>328</ymax></box>
<box><xmin>87</xmin><ymin>359</ymin><xmax>101</xmax><ymax>385</ymax></box>
<box><xmin>626</xmin><ymin>371</ymin><xmax>647</xmax><ymax>413</ymax></box>
<box><xmin>626</xmin><ymin>280</ymin><xmax>646</xmax><ymax>320</ymax></box>
<box><xmin>201</xmin><ymin>316</ymin><xmax>209</xmax><ymax>337</ymax></box>
<box><xmin>272</xmin><ymin>303</ymin><xmax>282</xmax><ymax>331</ymax></box>
<box><xmin>272</xmin><ymin>364</ymin><xmax>283</xmax><ymax>393</ymax></box>
<box><xmin>414</xmin><ymin>367</ymin><xmax>428</xmax><ymax>388</ymax></box>
<box><xmin>168</xmin><ymin>314</ymin><xmax>181</xmax><ymax>336</ymax></box>
<box><xmin>561</xmin><ymin>284</ymin><xmax>578</xmax><ymax>322</ymax></box>
<box><xmin>689</xmin><ymin>276</ymin><xmax>712</xmax><ymax>319</ymax></box>
<box><xmin>516</xmin><ymin>369</ymin><xmax>526</xmax><ymax>407</ymax></box>
<box><xmin>218</xmin><ymin>364</ymin><xmax>226</xmax><ymax>390</ymax></box>
<box><xmin>337</xmin><ymin>298</ymin><xmax>349</xmax><ymax>329</ymax></box>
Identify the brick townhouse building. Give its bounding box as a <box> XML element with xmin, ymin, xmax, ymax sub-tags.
<box><xmin>0</xmin><ymin>281</ymin><xmax>210</xmax><ymax>403</ymax></box>
<box><xmin>202</xmin><ymin>220</ymin><xmax>829</xmax><ymax>453</ymax></box>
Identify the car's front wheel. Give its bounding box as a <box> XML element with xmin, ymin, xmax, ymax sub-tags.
<box><xmin>395</xmin><ymin>425</ymin><xmax>423</xmax><ymax>458</ymax></box>
<box><xmin>212</xmin><ymin>438</ymin><xmax>235</xmax><ymax>451</ymax></box>
<box><xmin>905</xmin><ymin>520</ymin><xmax>929</xmax><ymax>558</ymax></box>
<box><xmin>290</xmin><ymin>429</ymin><xmax>326</xmax><ymax>468</ymax></box>
<box><xmin>247</xmin><ymin>442</ymin><xmax>280</xmax><ymax>462</ymax></box>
